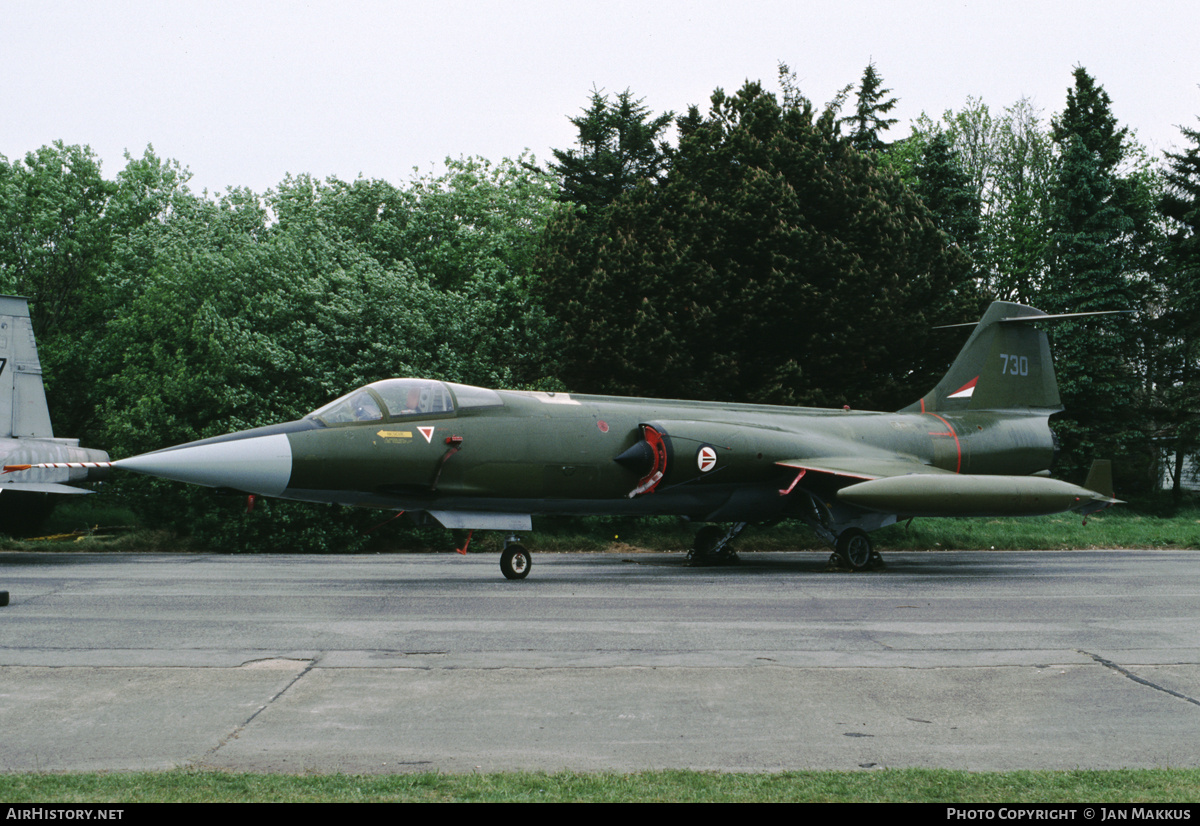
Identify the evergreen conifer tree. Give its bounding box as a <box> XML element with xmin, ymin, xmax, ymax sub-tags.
<box><xmin>914</xmin><ymin>132</ymin><xmax>982</xmax><ymax>254</ymax></box>
<box><xmin>839</xmin><ymin>62</ymin><xmax>899</xmax><ymax>154</ymax></box>
<box><xmin>539</xmin><ymin>82</ymin><xmax>975</xmax><ymax>409</ymax></box>
<box><xmin>548</xmin><ymin>89</ymin><xmax>674</xmax><ymax>216</ymax></box>
<box><xmin>1044</xmin><ymin>68</ymin><xmax>1150</xmax><ymax>482</ymax></box>
<box><xmin>1157</xmin><ymin>120</ymin><xmax>1200</xmax><ymax>493</ymax></box>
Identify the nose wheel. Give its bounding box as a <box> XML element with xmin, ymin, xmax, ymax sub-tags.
<box><xmin>500</xmin><ymin>543</ymin><xmax>531</xmax><ymax>580</ymax></box>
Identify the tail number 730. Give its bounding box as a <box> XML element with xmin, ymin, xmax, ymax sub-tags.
<box><xmin>1000</xmin><ymin>353</ymin><xmax>1029</xmax><ymax>376</ymax></box>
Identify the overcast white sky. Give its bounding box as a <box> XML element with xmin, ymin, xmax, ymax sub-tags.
<box><xmin>4</xmin><ymin>0</ymin><xmax>1199</xmax><ymax>195</ymax></box>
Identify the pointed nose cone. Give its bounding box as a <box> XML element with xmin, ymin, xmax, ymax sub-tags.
<box><xmin>114</xmin><ymin>433</ymin><xmax>293</xmax><ymax>496</ymax></box>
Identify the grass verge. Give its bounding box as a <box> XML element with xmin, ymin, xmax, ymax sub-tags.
<box><xmin>2</xmin><ymin>768</ymin><xmax>1200</xmax><ymax>803</ymax></box>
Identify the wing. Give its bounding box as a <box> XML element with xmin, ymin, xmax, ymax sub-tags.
<box><xmin>775</xmin><ymin>456</ymin><xmax>955</xmax><ymax>482</ymax></box>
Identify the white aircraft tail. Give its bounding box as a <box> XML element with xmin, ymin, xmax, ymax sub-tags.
<box><xmin>0</xmin><ymin>296</ymin><xmax>110</xmax><ymax>524</ymax></box>
<box><xmin>0</xmin><ymin>295</ymin><xmax>54</xmax><ymax>439</ymax></box>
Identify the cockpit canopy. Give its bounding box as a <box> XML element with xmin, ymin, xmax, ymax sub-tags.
<box><xmin>307</xmin><ymin>379</ymin><xmax>502</xmax><ymax>425</ymax></box>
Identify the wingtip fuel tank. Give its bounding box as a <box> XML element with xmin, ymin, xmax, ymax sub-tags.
<box><xmin>836</xmin><ymin>471</ymin><xmax>1120</xmax><ymax>518</ymax></box>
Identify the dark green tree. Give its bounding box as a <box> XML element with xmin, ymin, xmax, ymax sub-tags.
<box><xmin>839</xmin><ymin>62</ymin><xmax>899</xmax><ymax>154</ymax></box>
<box><xmin>1157</xmin><ymin>118</ymin><xmax>1200</xmax><ymax>494</ymax></box>
<box><xmin>914</xmin><ymin>132</ymin><xmax>982</xmax><ymax>254</ymax></box>
<box><xmin>777</xmin><ymin>62</ymin><xmax>851</xmax><ymax>122</ymax></box>
<box><xmin>548</xmin><ymin>88</ymin><xmax>674</xmax><ymax>215</ymax></box>
<box><xmin>1044</xmin><ymin>68</ymin><xmax>1156</xmax><ymax>484</ymax></box>
<box><xmin>539</xmin><ymin>81</ymin><xmax>976</xmax><ymax>411</ymax></box>
<box><xmin>1051</xmin><ymin>67</ymin><xmax>1129</xmax><ymax>174</ymax></box>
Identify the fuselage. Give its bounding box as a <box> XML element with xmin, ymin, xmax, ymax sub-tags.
<box><xmin>118</xmin><ymin>379</ymin><xmax>1058</xmax><ymax>524</ymax></box>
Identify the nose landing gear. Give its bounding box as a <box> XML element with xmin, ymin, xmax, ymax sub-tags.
<box><xmin>500</xmin><ymin>537</ymin><xmax>531</xmax><ymax>580</ymax></box>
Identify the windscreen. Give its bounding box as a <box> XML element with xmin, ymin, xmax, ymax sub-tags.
<box><xmin>308</xmin><ymin>379</ymin><xmax>481</xmax><ymax>425</ymax></box>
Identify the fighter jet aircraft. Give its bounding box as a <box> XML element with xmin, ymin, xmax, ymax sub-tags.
<box><xmin>8</xmin><ymin>300</ymin><xmax>1119</xmax><ymax>576</ymax></box>
<box><xmin>0</xmin><ymin>296</ymin><xmax>111</xmax><ymax>531</ymax></box>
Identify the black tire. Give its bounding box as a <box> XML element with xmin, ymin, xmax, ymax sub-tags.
<box><xmin>500</xmin><ymin>544</ymin><xmax>531</xmax><ymax>580</ymax></box>
<box><xmin>690</xmin><ymin>525</ymin><xmax>738</xmax><ymax>565</ymax></box>
<box><xmin>836</xmin><ymin>528</ymin><xmax>873</xmax><ymax>571</ymax></box>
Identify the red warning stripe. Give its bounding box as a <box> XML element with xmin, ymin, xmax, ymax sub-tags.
<box><xmin>923</xmin><ymin>412</ymin><xmax>962</xmax><ymax>474</ymax></box>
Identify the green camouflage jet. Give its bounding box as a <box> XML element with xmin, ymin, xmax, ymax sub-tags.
<box><xmin>7</xmin><ymin>301</ymin><xmax>1119</xmax><ymax>578</ymax></box>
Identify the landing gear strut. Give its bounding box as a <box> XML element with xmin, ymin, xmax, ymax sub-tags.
<box><xmin>793</xmin><ymin>490</ymin><xmax>886</xmax><ymax>572</ymax></box>
<box><xmin>688</xmin><ymin>523</ymin><xmax>746</xmax><ymax>566</ymax></box>
<box><xmin>500</xmin><ymin>537</ymin><xmax>531</xmax><ymax>580</ymax></box>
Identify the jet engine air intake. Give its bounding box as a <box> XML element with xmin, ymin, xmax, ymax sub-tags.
<box><xmin>617</xmin><ymin>420</ymin><xmax>766</xmax><ymax>498</ymax></box>
<box><xmin>617</xmin><ymin>425</ymin><xmax>668</xmax><ymax>497</ymax></box>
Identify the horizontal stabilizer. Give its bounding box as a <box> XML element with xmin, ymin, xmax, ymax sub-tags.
<box><xmin>934</xmin><ymin>309</ymin><xmax>1131</xmax><ymax>329</ymax></box>
<box><xmin>0</xmin><ymin>482</ymin><xmax>95</xmax><ymax>495</ymax></box>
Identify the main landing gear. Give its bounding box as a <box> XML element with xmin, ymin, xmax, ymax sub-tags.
<box><xmin>500</xmin><ymin>536</ymin><xmax>531</xmax><ymax>580</ymax></box>
<box><xmin>827</xmin><ymin>527</ymin><xmax>886</xmax><ymax>572</ymax></box>
<box><xmin>794</xmin><ymin>490</ymin><xmax>886</xmax><ymax>572</ymax></box>
<box><xmin>688</xmin><ymin>523</ymin><xmax>746</xmax><ymax>566</ymax></box>
<box><xmin>834</xmin><ymin>528</ymin><xmax>876</xmax><ymax>571</ymax></box>
<box><xmin>687</xmin><ymin>520</ymin><xmax>883</xmax><ymax>571</ymax></box>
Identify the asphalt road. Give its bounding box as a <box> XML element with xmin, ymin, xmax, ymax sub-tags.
<box><xmin>2</xmin><ymin>548</ymin><xmax>1199</xmax><ymax>773</ymax></box>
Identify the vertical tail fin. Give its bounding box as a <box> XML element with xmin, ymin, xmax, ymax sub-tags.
<box><xmin>901</xmin><ymin>301</ymin><xmax>1062</xmax><ymax>414</ymax></box>
<box><xmin>0</xmin><ymin>296</ymin><xmax>54</xmax><ymax>438</ymax></box>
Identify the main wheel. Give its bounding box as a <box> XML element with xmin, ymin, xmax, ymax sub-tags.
<box><xmin>689</xmin><ymin>525</ymin><xmax>738</xmax><ymax>565</ymax></box>
<box><xmin>692</xmin><ymin>525</ymin><xmax>722</xmax><ymax>555</ymax></box>
<box><xmin>500</xmin><ymin>544</ymin><xmax>531</xmax><ymax>580</ymax></box>
<box><xmin>836</xmin><ymin>528</ymin><xmax>873</xmax><ymax>571</ymax></box>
